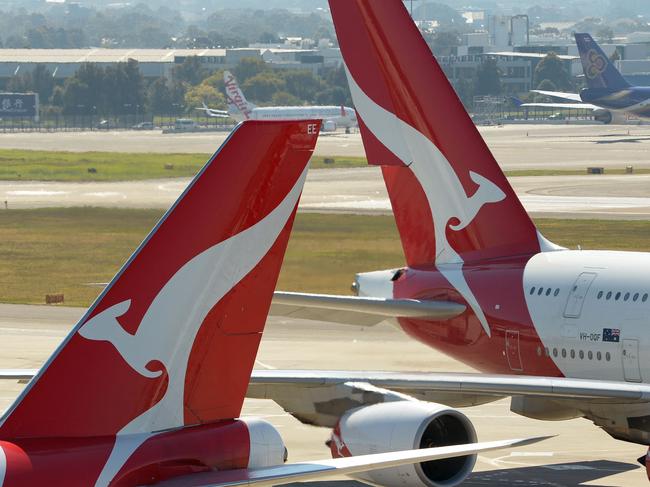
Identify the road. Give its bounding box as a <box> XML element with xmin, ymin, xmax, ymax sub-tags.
<box><xmin>1</xmin><ymin>168</ymin><xmax>650</xmax><ymax>219</ymax></box>
<box><xmin>0</xmin><ymin>303</ymin><xmax>645</xmax><ymax>486</ymax></box>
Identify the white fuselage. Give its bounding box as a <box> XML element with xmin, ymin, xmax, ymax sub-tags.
<box><xmin>524</xmin><ymin>249</ymin><xmax>650</xmax><ymax>383</ymax></box>
<box><xmin>233</xmin><ymin>106</ymin><xmax>357</xmax><ymax>128</ymax></box>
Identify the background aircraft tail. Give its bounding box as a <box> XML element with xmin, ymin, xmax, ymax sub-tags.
<box><xmin>330</xmin><ymin>1</ymin><xmax>544</xmax><ymax>268</ymax></box>
<box><xmin>575</xmin><ymin>33</ymin><xmax>630</xmax><ymax>90</ymax></box>
<box><xmin>224</xmin><ymin>70</ymin><xmax>256</xmax><ymax>119</ymax></box>
<box><xmin>0</xmin><ymin>120</ymin><xmax>320</xmax><ymax>440</ymax></box>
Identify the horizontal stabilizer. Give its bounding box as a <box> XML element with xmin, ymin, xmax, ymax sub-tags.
<box><xmin>271</xmin><ymin>291</ymin><xmax>466</xmax><ymax>326</ymax></box>
<box><xmin>154</xmin><ymin>436</ymin><xmax>548</xmax><ymax>487</ymax></box>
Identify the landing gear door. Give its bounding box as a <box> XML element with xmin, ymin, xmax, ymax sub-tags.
<box><xmin>563</xmin><ymin>272</ymin><xmax>597</xmax><ymax>319</ymax></box>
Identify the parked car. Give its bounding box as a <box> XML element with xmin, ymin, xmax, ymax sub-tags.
<box><xmin>132</xmin><ymin>121</ymin><xmax>154</xmax><ymax>130</ymax></box>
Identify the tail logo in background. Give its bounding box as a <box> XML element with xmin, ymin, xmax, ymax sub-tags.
<box><xmin>224</xmin><ymin>72</ymin><xmax>253</xmax><ymax>119</ymax></box>
<box><xmin>586</xmin><ymin>49</ymin><xmax>608</xmax><ymax>79</ymax></box>
<box><xmin>345</xmin><ymin>66</ymin><xmax>504</xmax><ymax>337</ymax></box>
<box><xmin>78</xmin><ymin>167</ymin><xmax>308</xmax><ymax>486</ymax></box>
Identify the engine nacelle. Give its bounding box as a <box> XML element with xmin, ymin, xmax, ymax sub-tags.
<box><xmin>322</xmin><ymin>120</ymin><xmax>337</xmax><ymax>132</ymax></box>
<box><xmin>241</xmin><ymin>417</ymin><xmax>287</xmax><ymax>468</ymax></box>
<box><xmin>329</xmin><ymin>401</ymin><xmax>477</xmax><ymax>487</ymax></box>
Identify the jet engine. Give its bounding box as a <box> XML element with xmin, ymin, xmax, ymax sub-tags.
<box><xmin>322</xmin><ymin>120</ymin><xmax>337</xmax><ymax>132</ymax></box>
<box><xmin>329</xmin><ymin>401</ymin><xmax>477</xmax><ymax>487</ymax></box>
<box><xmin>242</xmin><ymin>417</ymin><xmax>288</xmax><ymax>468</ymax></box>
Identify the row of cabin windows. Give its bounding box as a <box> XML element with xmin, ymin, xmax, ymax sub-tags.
<box><xmin>540</xmin><ymin>346</ymin><xmax>611</xmax><ymax>362</ymax></box>
<box><xmin>529</xmin><ymin>286</ymin><xmax>560</xmax><ymax>297</ymax></box>
<box><xmin>596</xmin><ymin>290</ymin><xmax>648</xmax><ymax>303</ymax></box>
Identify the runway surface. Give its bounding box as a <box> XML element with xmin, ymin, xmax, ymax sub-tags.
<box><xmin>0</xmin><ymin>303</ymin><xmax>645</xmax><ymax>486</ymax></box>
<box><xmin>2</xmin><ymin>168</ymin><xmax>650</xmax><ymax>219</ymax></box>
<box><xmin>1</xmin><ymin>124</ymin><xmax>650</xmax><ymax>171</ymax></box>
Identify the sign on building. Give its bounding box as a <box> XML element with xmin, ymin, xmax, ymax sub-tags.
<box><xmin>0</xmin><ymin>93</ymin><xmax>39</xmax><ymax>121</ymax></box>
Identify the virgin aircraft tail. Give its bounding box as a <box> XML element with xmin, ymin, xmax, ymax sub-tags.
<box><xmin>224</xmin><ymin>70</ymin><xmax>256</xmax><ymax>120</ymax></box>
<box><xmin>0</xmin><ymin>119</ymin><xmax>320</xmax><ymax>440</ymax></box>
<box><xmin>575</xmin><ymin>33</ymin><xmax>630</xmax><ymax>91</ymax></box>
<box><xmin>330</xmin><ymin>1</ymin><xmax>548</xmax><ymax>268</ymax></box>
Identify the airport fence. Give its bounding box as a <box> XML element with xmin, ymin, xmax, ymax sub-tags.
<box><xmin>0</xmin><ymin>113</ymin><xmax>237</xmax><ymax>132</ymax></box>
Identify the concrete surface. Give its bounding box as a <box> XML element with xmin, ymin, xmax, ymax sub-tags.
<box><xmin>2</xmin><ymin>168</ymin><xmax>650</xmax><ymax>219</ymax></box>
<box><xmin>1</xmin><ymin>124</ymin><xmax>650</xmax><ymax>171</ymax></box>
<box><xmin>0</xmin><ymin>303</ymin><xmax>645</xmax><ymax>486</ymax></box>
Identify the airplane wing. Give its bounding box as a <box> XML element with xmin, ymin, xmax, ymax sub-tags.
<box><xmin>0</xmin><ymin>369</ymin><xmax>38</xmax><ymax>380</ymax></box>
<box><xmin>518</xmin><ymin>101</ymin><xmax>600</xmax><ymax>110</ymax></box>
<box><xmin>195</xmin><ymin>106</ymin><xmax>230</xmax><ymax>118</ymax></box>
<box><xmin>250</xmin><ymin>369</ymin><xmax>650</xmax><ymax>401</ymax></box>
<box><xmin>270</xmin><ymin>291</ymin><xmax>466</xmax><ymax>326</ymax></box>
<box><xmin>530</xmin><ymin>90</ymin><xmax>584</xmax><ymax>102</ymax></box>
<box><xmin>153</xmin><ymin>437</ymin><xmax>545</xmax><ymax>487</ymax></box>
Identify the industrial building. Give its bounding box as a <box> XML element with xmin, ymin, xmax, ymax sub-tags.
<box><xmin>0</xmin><ymin>46</ymin><xmax>343</xmax><ymax>83</ymax></box>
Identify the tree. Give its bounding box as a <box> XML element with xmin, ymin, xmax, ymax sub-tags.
<box><xmin>233</xmin><ymin>57</ymin><xmax>267</xmax><ymax>84</ymax></box>
<box><xmin>474</xmin><ymin>58</ymin><xmax>502</xmax><ymax>96</ymax></box>
<box><xmin>271</xmin><ymin>91</ymin><xmax>302</xmax><ymax>106</ymax></box>
<box><xmin>32</xmin><ymin>65</ymin><xmax>55</xmax><ymax>103</ymax></box>
<box><xmin>428</xmin><ymin>30</ymin><xmax>461</xmax><ymax>57</ymax></box>
<box><xmin>534</xmin><ymin>53</ymin><xmax>572</xmax><ymax>91</ymax></box>
<box><xmin>281</xmin><ymin>70</ymin><xmax>323</xmax><ymax>102</ymax></box>
<box><xmin>184</xmin><ymin>83</ymin><xmax>226</xmax><ymax>113</ymax></box>
<box><xmin>596</xmin><ymin>27</ymin><xmax>614</xmax><ymax>44</ymax></box>
<box><xmin>241</xmin><ymin>72</ymin><xmax>286</xmax><ymax>103</ymax></box>
<box><xmin>172</xmin><ymin>56</ymin><xmax>207</xmax><ymax>86</ymax></box>
<box><xmin>147</xmin><ymin>78</ymin><xmax>173</xmax><ymax>114</ymax></box>
<box><xmin>534</xmin><ymin>79</ymin><xmax>558</xmax><ymax>101</ymax></box>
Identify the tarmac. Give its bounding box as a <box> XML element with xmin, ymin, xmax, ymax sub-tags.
<box><xmin>1</xmin><ymin>125</ymin><xmax>650</xmax><ymax>218</ymax></box>
<box><xmin>0</xmin><ymin>124</ymin><xmax>649</xmax><ymax>170</ymax></box>
<box><xmin>0</xmin><ymin>303</ymin><xmax>645</xmax><ymax>486</ymax></box>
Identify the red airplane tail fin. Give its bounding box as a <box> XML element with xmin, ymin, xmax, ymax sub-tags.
<box><xmin>330</xmin><ymin>1</ymin><xmax>546</xmax><ymax>268</ymax></box>
<box><xmin>0</xmin><ymin>120</ymin><xmax>320</xmax><ymax>440</ymax></box>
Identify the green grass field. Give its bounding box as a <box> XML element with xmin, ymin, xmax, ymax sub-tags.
<box><xmin>0</xmin><ymin>209</ymin><xmax>648</xmax><ymax>307</ymax></box>
<box><xmin>0</xmin><ymin>150</ymin><xmax>368</xmax><ymax>181</ymax></box>
<box><xmin>0</xmin><ymin>148</ymin><xmax>643</xmax><ymax>181</ymax></box>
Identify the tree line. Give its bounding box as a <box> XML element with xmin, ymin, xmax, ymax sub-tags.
<box><xmin>1</xmin><ymin>56</ymin><xmax>352</xmax><ymax>117</ymax></box>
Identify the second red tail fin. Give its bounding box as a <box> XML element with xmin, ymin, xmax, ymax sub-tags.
<box><xmin>330</xmin><ymin>0</ymin><xmax>545</xmax><ymax>268</ymax></box>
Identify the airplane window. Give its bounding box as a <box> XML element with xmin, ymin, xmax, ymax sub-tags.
<box><xmin>606</xmin><ymin>352</ymin><xmax>611</xmax><ymax>362</ymax></box>
<box><xmin>634</xmin><ymin>293</ymin><xmax>640</xmax><ymax>302</ymax></box>
<box><xmin>537</xmin><ymin>287</ymin><xmax>544</xmax><ymax>296</ymax></box>
<box><xmin>570</xmin><ymin>349</ymin><xmax>575</xmax><ymax>359</ymax></box>
<box><xmin>554</xmin><ymin>288</ymin><xmax>560</xmax><ymax>296</ymax></box>
<box><xmin>597</xmin><ymin>351</ymin><xmax>602</xmax><ymax>361</ymax></box>
<box><xmin>553</xmin><ymin>348</ymin><xmax>558</xmax><ymax>357</ymax></box>
<box><xmin>597</xmin><ymin>291</ymin><xmax>603</xmax><ymax>299</ymax></box>
<box><xmin>579</xmin><ymin>350</ymin><xmax>584</xmax><ymax>359</ymax></box>
<box><xmin>624</xmin><ymin>292</ymin><xmax>630</xmax><ymax>301</ymax></box>
<box><xmin>530</xmin><ymin>287</ymin><xmax>535</xmax><ymax>295</ymax></box>
<box><xmin>606</xmin><ymin>291</ymin><xmax>612</xmax><ymax>300</ymax></box>
<box><xmin>588</xmin><ymin>351</ymin><xmax>593</xmax><ymax>360</ymax></box>
<box><xmin>615</xmin><ymin>292</ymin><xmax>621</xmax><ymax>301</ymax></box>
<box><xmin>644</xmin><ymin>293</ymin><xmax>649</xmax><ymax>302</ymax></box>
<box><xmin>545</xmin><ymin>288</ymin><xmax>551</xmax><ymax>296</ymax></box>
<box><xmin>561</xmin><ymin>348</ymin><xmax>567</xmax><ymax>358</ymax></box>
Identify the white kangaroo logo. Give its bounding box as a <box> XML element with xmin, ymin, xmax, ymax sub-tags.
<box><xmin>79</xmin><ymin>167</ymin><xmax>307</xmax><ymax>487</ymax></box>
<box><xmin>346</xmin><ymin>67</ymin><xmax>505</xmax><ymax>337</ymax></box>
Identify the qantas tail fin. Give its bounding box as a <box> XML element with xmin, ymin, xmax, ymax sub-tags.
<box><xmin>330</xmin><ymin>1</ymin><xmax>549</xmax><ymax>269</ymax></box>
<box><xmin>224</xmin><ymin>70</ymin><xmax>256</xmax><ymax>120</ymax></box>
<box><xmin>575</xmin><ymin>33</ymin><xmax>630</xmax><ymax>90</ymax></box>
<box><xmin>0</xmin><ymin>119</ymin><xmax>320</xmax><ymax>440</ymax></box>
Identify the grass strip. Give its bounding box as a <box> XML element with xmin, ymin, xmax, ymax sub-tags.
<box><xmin>0</xmin><ymin>209</ymin><xmax>647</xmax><ymax>307</ymax></box>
